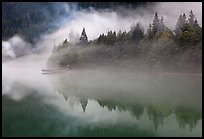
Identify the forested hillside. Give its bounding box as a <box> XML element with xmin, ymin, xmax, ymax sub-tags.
<box><xmin>2</xmin><ymin>2</ymin><xmax>150</xmax><ymax>43</ymax></box>
<box><xmin>48</xmin><ymin>11</ymin><xmax>202</xmax><ymax>73</ymax></box>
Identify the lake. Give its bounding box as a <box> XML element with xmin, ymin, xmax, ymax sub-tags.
<box><xmin>2</xmin><ymin>65</ymin><xmax>202</xmax><ymax>137</ymax></box>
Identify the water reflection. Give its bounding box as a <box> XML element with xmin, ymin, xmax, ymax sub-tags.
<box><xmin>80</xmin><ymin>99</ymin><xmax>88</xmax><ymax>112</ymax></box>
<box><xmin>53</xmin><ymin>70</ymin><xmax>202</xmax><ymax>133</ymax></box>
<box><xmin>66</xmin><ymin>94</ymin><xmax>201</xmax><ymax>133</ymax></box>
<box><xmin>2</xmin><ymin>68</ymin><xmax>202</xmax><ymax>136</ymax></box>
<box><xmin>70</xmin><ymin>97</ymin><xmax>201</xmax><ymax>131</ymax></box>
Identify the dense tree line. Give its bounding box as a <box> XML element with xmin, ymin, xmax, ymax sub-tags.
<box><xmin>50</xmin><ymin>10</ymin><xmax>201</xmax><ymax>73</ymax></box>
<box><xmin>96</xmin><ymin>10</ymin><xmax>202</xmax><ymax>72</ymax></box>
<box><xmin>2</xmin><ymin>2</ymin><xmax>151</xmax><ymax>43</ymax></box>
<box><xmin>94</xmin><ymin>11</ymin><xmax>201</xmax><ymax>47</ymax></box>
<box><xmin>2</xmin><ymin>2</ymin><xmax>73</xmax><ymax>43</ymax></box>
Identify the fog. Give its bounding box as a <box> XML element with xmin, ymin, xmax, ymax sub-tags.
<box><xmin>2</xmin><ymin>2</ymin><xmax>202</xmax><ymax>56</ymax></box>
<box><xmin>39</xmin><ymin>2</ymin><xmax>202</xmax><ymax>46</ymax></box>
<box><xmin>2</xmin><ymin>2</ymin><xmax>202</xmax><ymax>114</ymax></box>
<box><xmin>2</xmin><ymin>3</ymin><xmax>202</xmax><ymax>137</ymax></box>
<box><xmin>2</xmin><ymin>56</ymin><xmax>202</xmax><ymax>111</ymax></box>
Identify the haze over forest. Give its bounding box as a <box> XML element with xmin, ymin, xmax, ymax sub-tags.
<box><xmin>2</xmin><ymin>2</ymin><xmax>202</xmax><ymax>73</ymax></box>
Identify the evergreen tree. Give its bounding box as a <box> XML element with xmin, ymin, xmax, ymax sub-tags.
<box><xmin>63</xmin><ymin>39</ymin><xmax>68</xmax><ymax>44</ymax></box>
<box><xmin>97</xmin><ymin>33</ymin><xmax>105</xmax><ymax>44</ymax></box>
<box><xmin>132</xmin><ymin>22</ymin><xmax>144</xmax><ymax>44</ymax></box>
<box><xmin>117</xmin><ymin>30</ymin><xmax>122</xmax><ymax>36</ymax></box>
<box><xmin>103</xmin><ymin>30</ymin><xmax>117</xmax><ymax>45</ymax></box>
<box><xmin>175</xmin><ymin>11</ymin><xmax>201</xmax><ymax>46</ymax></box>
<box><xmin>79</xmin><ymin>27</ymin><xmax>88</xmax><ymax>44</ymax></box>
<box><xmin>117</xmin><ymin>30</ymin><xmax>126</xmax><ymax>43</ymax></box>
<box><xmin>175</xmin><ymin>15</ymin><xmax>182</xmax><ymax>34</ymax></box>
<box><xmin>193</xmin><ymin>18</ymin><xmax>199</xmax><ymax>28</ymax></box>
<box><xmin>146</xmin><ymin>23</ymin><xmax>153</xmax><ymax>39</ymax></box>
<box><xmin>188</xmin><ymin>10</ymin><xmax>195</xmax><ymax>27</ymax></box>
<box><xmin>152</xmin><ymin>12</ymin><xmax>160</xmax><ymax>35</ymax></box>
<box><xmin>175</xmin><ymin>14</ymin><xmax>188</xmax><ymax>35</ymax></box>
<box><xmin>182</xmin><ymin>13</ymin><xmax>187</xmax><ymax>21</ymax></box>
<box><xmin>158</xmin><ymin>16</ymin><xmax>165</xmax><ymax>33</ymax></box>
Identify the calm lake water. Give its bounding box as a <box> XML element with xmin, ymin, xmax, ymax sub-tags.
<box><xmin>2</xmin><ymin>67</ymin><xmax>202</xmax><ymax>137</ymax></box>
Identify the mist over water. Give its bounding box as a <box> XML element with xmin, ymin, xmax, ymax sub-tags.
<box><xmin>2</xmin><ymin>2</ymin><xmax>202</xmax><ymax>137</ymax></box>
<box><xmin>2</xmin><ymin>57</ymin><xmax>202</xmax><ymax>136</ymax></box>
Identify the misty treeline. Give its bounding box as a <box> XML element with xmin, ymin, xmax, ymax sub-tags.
<box><xmin>2</xmin><ymin>2</ymin><xmax>73</xmax><ymax>43</ymax></box>
<box><xmin>2</xmin><ymin>2</ymin><xmax>149</xmax><ymax>43</ymax></box>
<box><xmin>49</xmin><ymin>10</ymin><xmax>202</xmax><ymax>73</ymax></box>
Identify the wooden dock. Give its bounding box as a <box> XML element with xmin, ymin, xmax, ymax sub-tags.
<box><xmin>42</xmin><ymin>68</ymin><xmax>69</xmax><ymax>74</ymax></box>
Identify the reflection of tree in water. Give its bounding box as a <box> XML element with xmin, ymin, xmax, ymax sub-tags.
<box><xmin>129</xmin><ymin>103</ymin><xmax>144</xmax><ymax>120</ymax></box>
<box><xmin>146</xmin><ymin>105</ymin><xmax>172</xmax><ymax>130</ymax></box>
<box><xmin>175</xmin><ymin>106</ymin><xmax>202</xmax><ymax>132</ymax></box>
<box><xmin>97</xmin><ymin>100</ymin><xmax>144</xmax><ymax>120</ymax></box>
<box><xmin>80</xmin><ymin>99</ymin><xmax>88</xmax><ymax>112</ymax></box>
<box><xmin>98</xmin><ymin>100</ymin><xmax>117</xmax><ymax>111</ymax></box>
<box><xmin>96</xmin><ymin>99</ymin><xmax>201</xmax><ymax>131</ymax></box>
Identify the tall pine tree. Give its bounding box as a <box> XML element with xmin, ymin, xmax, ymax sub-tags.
<box><xmin>132</xmin><ymin>22</ymin><xmax>144</xmax><ymax>44</ymax></box>
<box><xmin>79</xmin><ymin>27</ymin><xmax>88</xmax><ymax>44</ymax></box>
<box><xmin>152</xmin><ymin>12</ymin><xmax>160</xmax><ymax>35</ymax></box>
<box><xmin>175</xmin><ymin>13</ymin><xmax>188</xmax><ymax>35</ymax></box>
<box><xmin>158</xmin><ymin>16</ymin><xmax>165</xmax><ymax>33</ymax></box>
<box><xmin>188</xmin><ymin>10</ymin><xmax>195</xmax><ymax>27</ymax></box>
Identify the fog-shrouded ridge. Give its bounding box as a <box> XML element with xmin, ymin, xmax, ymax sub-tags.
<box><xmin>2</xmin><ymin>2</ymin><xmax>202</xmax><ymax>46</ymax></box>
<box><xmin>38</xmin><ymin>2</ymin><xmax>202</xmax><ymax>47</ymax></box>
<box><xmin>2</xmin><ymin>2</ymin><xmax>200</xmax><ymax>64</ymax></box>
<box><xmin>2</xmin><ymin>2</ymin><xmax>202</xmax><ymax>61</ymax></box>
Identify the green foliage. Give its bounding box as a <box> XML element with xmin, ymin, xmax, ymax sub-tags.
<box><xmin>174</xmin><ymin>10</ymin><xmax>202</xmax><ymax>46</ymax></box>
<box><xmin>175</xmin><ymin>106</ymin><xmax>201</xmax><ymax>131</ymax></box>
<box><xmin>97</xmin><ymin>31</ymin><xmax>117</xmax><ymax>45</ymax></box>
<box><xmin>131</xmin><ymin>23</ymin><xmax>144</xmax><ymax>45</ymax></box>
<box><xmin>175</xmin><ymin>23</ymin><xmax>202</xmax><ymax>46</ymax></box>
<box><xmin>49</xmin><ymin>11</ymin><xmax>202</xmax><ymax>72</ymax></box>
<box><xmin>59</xmin><ymin>53</ymin><xmax>81</xmax><ymax>67</ymax></box>
<box><xmin>2</xmin><ymin>2</ymin><xmax>66</xmax><ymax>43</ymax></box>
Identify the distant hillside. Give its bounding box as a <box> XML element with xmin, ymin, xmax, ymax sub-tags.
<box><xmin>2</xmin><ymin>2</ymin><xmax>151</xmax><ymax>44</ymax></box>
<box><xmin>47</xmin><ymin>11</ymin><xmax>202</xmax><ymax>73</ymax></box>
<box><xmin>2</xmin><ymin>2</ymin><xmax>72</xmax><ymax>43</ymax></box>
